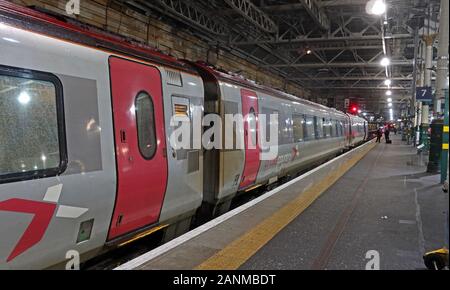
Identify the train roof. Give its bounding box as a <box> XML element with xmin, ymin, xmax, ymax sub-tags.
<box><xmin>346</xmin><ymin>113</ymin><xmax>368</xmax><ymax>122</ymax></box>
<box><xmin>189</xmin><ymin>61</ymin><xmax>347</xmax><ymax>117</ymax></box>
<box><xmin>0</xmin><ymin>0</ymin><xmax>196</xmax><ymax>74</ymax></box>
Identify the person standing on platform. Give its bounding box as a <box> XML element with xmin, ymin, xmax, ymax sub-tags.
<box><xmin>376</xmin><ymin>128</ymin><xmax>383</xmax><ymax>143</ymax></box>
<box><xmin>385</xmin><ymin>127</ymin><xmax>390</xmax><ymax>143</ymax></box>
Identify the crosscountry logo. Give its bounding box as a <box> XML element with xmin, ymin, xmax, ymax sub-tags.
<box><xmin>0</xmin><ymin>184</ymin><xmax>88</xmax><ymax>262</ymax></box>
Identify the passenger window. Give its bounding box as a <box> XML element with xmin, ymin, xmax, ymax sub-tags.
<box><xmin>0</xmin><ymin>69</ymin><xmax>65</xmax><ymax>182</ymax></box>
<box><xmin>331</xmin><ymin>120</ymin><xmax>336</xmax><ymax>137</ymax></box>
<box><xmin>248</xmin><ymin>107</ymin><xmax>257</xmax><ymax>147</ymax></box>
<box><xmin>135</xmin><ymin>92</ymin><xmax>156</xmax><ymax>159</ymax></box>
<box><xmin>323</xmin><ymin>118</ymin><xmax>332</xmax><ymax>138</ymax></box>
<box><xmin>305</xmin><ymin>116</ymin><xmax>315</xmax><ymax>140</ymax></box>
<box><xmin>314</xmin><ymin>117</ymin><xmax>324</xmax><ymax>139</ymax></box>
<box><xmin>292</xmin><ymin>114</ymin><xmax>305</xmax><ymax>142</ymax></box>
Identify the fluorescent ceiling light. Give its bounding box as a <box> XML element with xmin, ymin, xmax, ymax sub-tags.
<box><xmin>380</xmin><ymin>57</ymin><xmax>390</xmax><ymax>67</ymax></box>
<box><xmin>366</xmin><ymin>0</ymin><xmax>386</xmax><ymax>15</ymax></box>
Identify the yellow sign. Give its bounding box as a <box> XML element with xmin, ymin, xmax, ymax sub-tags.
<box><xmin>444</xmin><ymin>126</ymin><xmax>449</xmax><ymax>133</ymax></box>
<box><xmin>443</xmin><ymin>143</ymin><xmax>449</xmax><ymax>150</ymax></box>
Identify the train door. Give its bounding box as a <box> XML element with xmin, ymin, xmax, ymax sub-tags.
<box><xmin>108</xmin><ymin>57</ymin><xmax>168</xmax><ymax>240</ymax></box>
<box><xmin>239</xmin><ymin>89</ymin><xmax>260</xmax><ymax>190</ymax></box>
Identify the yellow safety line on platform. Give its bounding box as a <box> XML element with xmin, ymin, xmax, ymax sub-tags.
<box><xmin>195</xmin><ymin>142</ymin><xmax>377</xmax><ymax>270</ymax></box>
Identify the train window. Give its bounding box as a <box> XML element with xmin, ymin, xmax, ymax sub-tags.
<box><xmin>248</xmin><ymin>107</ymin><xmax>257</xmax><ymax>147</ymax></box>
<box><xmin>323</xmin><ymin>118</ymin><xmax>332</xmax><ymax>138</ymax></box>
<box><xmin>314</xmin><ymin>117</ymin><xmax>324</xmax><ymax>139</ymax></box>
<box><xmin>292</xmin><ymin>114</ymin><xmax>305</xmax><ymax>142</ymax></box>
<box><xmin>333</xmin><ymin>120</ymin><xmax>339</xmax><ymax>137</ymax></box>
<box><xmin>331</xmin><ymin>120</ymin><xmax>337</xmax><ymax>137</ymax></box>
<box><xmin>280</xmin><ymin>113</ymin><xmax>293</xmax><ymax>145</ymax></box>
<box><xmin>0</xmin><ymin>66</ymin><xmax>66</xmax><ymax>183</ymax></box>
<box><xmin>262</xmin><ymin>107</ymin><xmax>279</xmax><ymax>143</ymax></box>
<box><xmin>135</xmin><ymin>92</ymin><xmax>156</xmax><ymax>159</ymax></box>
<box><xmin>305</xmin><ymin>115</ymin><xmax>315</xmax><ymax>140</ymax></box>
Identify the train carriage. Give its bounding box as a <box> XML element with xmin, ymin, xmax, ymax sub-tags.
<box><xmin>347</xmin><ymin>113</ymin><xmax>368</xmax><ymax>147</ymax></box>
<box><xmin>190</xmin><ymin>62</ymin><xmax>357</xmax><ymax>218</ymax></box>
<box><xmin>0</xmin><ymin>1</ymin><xmax>204</xmax><ymax>269</ymax></box>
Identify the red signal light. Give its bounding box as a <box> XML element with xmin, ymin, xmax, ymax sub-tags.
<box><xmin>351</xmin><ymin>106</ymin><xmax>357</xmax><ymax>112</ymax></box>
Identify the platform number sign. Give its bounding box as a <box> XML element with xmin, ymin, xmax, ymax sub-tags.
<box><xmin>416</xmin><ymin>86</ymin><xmax>432</xmax><ymax>102</ymax></box>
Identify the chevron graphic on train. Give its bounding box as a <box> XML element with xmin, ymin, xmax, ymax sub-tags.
<box><xmin>0</xmin><ymin>184</ymin><xmax>88</xmax><ymax>262</ymax></box>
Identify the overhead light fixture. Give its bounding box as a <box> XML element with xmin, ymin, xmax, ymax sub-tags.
<box><xmin>383</xmin><ymin>20</ymin><xmax>388</xmax><ymax>25</ymax></box>
<box><xmin>386</xmin><ymin>90</ymin><xmax>392</xmax><ymax>96</ymax></box>
<box><xmin>380</xmin><ymin>57</ymin><xmax>390</xmax><ymax>67</ymax></box>
<box><xmin>384</xmin><ymin>79</ymin><xmax>391</xmax><ymax>86</ymax></box>
<box><xmin>366</xmin><ymin>0</ymin><xmax>386</xmax><ymax>15</ymax></box>
<box><xmin>388</xmin><ymin>102</ymin><xmax>393</xmax><ymax>107</ymax></box>
<box><xmin>306</xmin><ymin>49</ymin><xmax>312</xmax><ymax>55</ymax></box>
<box><xmin>387</xmin><ymin>97</ymin><xmax>392</xmax><ymax>102</ymax></box>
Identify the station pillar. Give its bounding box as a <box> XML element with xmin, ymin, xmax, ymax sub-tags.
<box><xmin>420</xmin><ymin>104</ymin><xmax>430</xmax><ymax>151</ymax></box>
<box><xmin>434</xmin><ymin>0</ymin><xmax>449</xmax><ymax>114</ymax></box>
<box><xmin>423</xmin><ymin>35</ymin><xmax>435</xmax><ymax>88</ymax></box>
<box><xmin>441</xmin><ymin>90</ymin><xmax>449</xmax><ymax>184</ymax></box>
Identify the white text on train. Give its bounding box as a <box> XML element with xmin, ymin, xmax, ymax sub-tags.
<box><xmin>169</xmin><ymin>112</ymin><xmax>279</xmax><ymax>160</ymax></box>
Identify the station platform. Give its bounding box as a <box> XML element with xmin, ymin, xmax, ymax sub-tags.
<box><xmin>116</xmin><ymin>135</ymin><xmax>448</xmax><ymax>270</ymax></box>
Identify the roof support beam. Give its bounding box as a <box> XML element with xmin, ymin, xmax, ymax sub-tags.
<box><xmin>310</xmin><ymin>86</ymin><xmax>410</xmax><ymax>90</ymax></box>
<box><xmin>223</xmin><ymin>0</ymin><xmax>278</xmax><ymax>33</ymax></box>
<box><xmin>263</xmin><ymin>60</ymin><xmax>413</xmax><ymax>68</ymax></box>
<box><xmin>231</xmin><ymin>33</ymin><xmax>412</xmax><ymax>46</ymax></box>
<box><xmin>127</xmin><ymin>0</ymin><xmax>228</xmax><ymax>35</ymax></box>
<box><xmin>279</xmin><ymin>45</ymin><xmax>383</xmax><ymax>52</ymax></box>
<box><xmin>319</xmin><ymin>0</ymin><xmax>369</xmax><ymax>7</ymax></box>
<box><xmin>298</xmin><ymin>0</ymin><xmax>330</xmax><ymax>30</ymax></box>
<box><xmin>289</xmin><ymin>76</ymin><xmax>413</xmax><ymax>81</ymax></box>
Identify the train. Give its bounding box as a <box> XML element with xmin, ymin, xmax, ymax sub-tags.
<box><xmin>0</xmin><ymin>1</ymin><xmax>368</xmax><ymax>269</ymax></box>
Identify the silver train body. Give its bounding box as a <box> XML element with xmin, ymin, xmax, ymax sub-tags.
<box><xmin>0</xmin><ymin>3</ymin><xmax>368</xmax><ymax>269</ymax></box>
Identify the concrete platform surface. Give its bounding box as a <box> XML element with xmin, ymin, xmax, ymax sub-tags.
<box><xmin>116</xmin><ymin>135</ymin><xmax>448</xmax><ymax>270</ymax></box>
<box><xmin>241</xmin><ymin>135</ymin><xmax>448</xmax><ymax>270</ymax></box>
